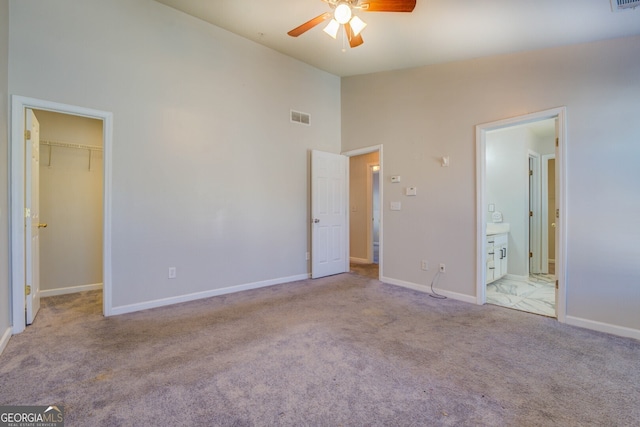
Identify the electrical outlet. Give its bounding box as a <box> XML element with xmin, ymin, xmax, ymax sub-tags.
<box><xmin>439</xmin><ymin>263</ymin><xmax>446</xmax><ymax>273</ymax></box>
<box><xmin>168</xmin><ymin>267</ymin><xmax>177</xmax><ymax>279</ymax></box>
<box><xmin>421</xmin><ymin>260</ymin><xmax>429</xmax><ymax>271</ymax></box>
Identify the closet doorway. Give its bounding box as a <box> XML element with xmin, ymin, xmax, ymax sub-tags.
<box><xmin>10</xmin><ymin>96</ymin><xmax>113</xmax><ymax>334</ymax></box>
<box><xmin>34</xmin><ymin>110</ymin><xmax>104</xmax><ymax>299</ymax></box>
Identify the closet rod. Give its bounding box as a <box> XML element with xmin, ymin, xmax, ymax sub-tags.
<box><xmin>40</xmin><ymin>139</ymin><xmax>103</xmax><ymax>152</ymax></box>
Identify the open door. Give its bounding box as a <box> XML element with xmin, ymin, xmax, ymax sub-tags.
<box><xmin>25</xmin><ymin>108</ymin><xmax>42</xmax><ymax>324</ymax></box>
<box><xmin>311</xmin><ymin>150</ymin><xmax>348</xmax><ymax>278</ymax></box>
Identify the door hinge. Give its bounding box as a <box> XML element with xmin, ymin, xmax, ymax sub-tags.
<box><xmin>556</xmin><ymin>208</ymin><xmax>559</xmax><ymax>219</ymax></box>
<box><xmin>25</xmin><ymin>285</ymin><xmax>31</xmax><ymax>296</ymax></box>
<box><xmin>529</xmin><ymin>252</ymin><xmax>533</xmax><ymax>258</ymax></box>
<box><xmin>555</xmin><ymin>137</ymin><xmax>559</xmax><ymax>147</ymax></box>
<box><xmin>529</xmin><ymin>170</ymin><xmax>533</xmax><ymax>176</ymax></box>
<box><xmin>555</xmin><ymin>280</ymin><xmax>559</xmax><ymax>290</ymax></box>
<box><xmin>529</xmin><ymin>211</ymin><xmax>533</xmax><ymax>217</ymax></box>
<box><xmin>25</xmin><ymin>208</ymin><xmax>31</xmax><ymax>218</ymax></box>
<box><xmin>25</xmin><ymin>130</ymin><xmax>31</xmax><ymax>140</ymax></box>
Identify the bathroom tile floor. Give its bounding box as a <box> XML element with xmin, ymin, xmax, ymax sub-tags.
<box><xmin>486</xmin><ymin>274</ymin><xmax>556</xmax><ymax>317</ymax></box>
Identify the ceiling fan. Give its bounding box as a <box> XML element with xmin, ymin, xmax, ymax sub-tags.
<box><xmin>288</xmin><ymin>0</ymin><xmax>416</xmax><ymax>48</ymax></box>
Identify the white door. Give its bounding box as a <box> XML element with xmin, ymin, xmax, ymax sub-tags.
<box><xmin>311</xmin><ymin>150</ymin><xmax>348</xmax><ymax>278</ymax></box>
<box><xmin>25</xmin><ymin>109</ymin><xmax>42</xmax><ymax>324</ymax></box>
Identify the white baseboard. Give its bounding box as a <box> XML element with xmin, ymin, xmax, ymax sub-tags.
<box><xmin>565</xmin><ymin>315</ymin><xmax>640</xmax><ymax>341</ymax></box>
<box><xmin>110</xmin><ymin>273</ymin><xmax>310</xmax><ymax>316</ymax></box>
<box><xmin>40</xmin><ymin>283</ymin><xmax>103</xmax><ymax>298</ymax></box>
<box><xmin>380</xmin><ymin>276</ymin><xmax>477</xmax><ymax>304</ymax></box>
<box><xmin>350</xmin><ymin>257</ymin><xmax>369</xmax><ymax>264</ymax></box>
<box><xmin>0</xmin><ymin>327</ymin><xmax>12</xmax><ymax>356</ymax></box>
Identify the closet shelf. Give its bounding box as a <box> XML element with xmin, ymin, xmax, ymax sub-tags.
<box><xmin>40</xmin><ymin>139</ymin><xmax>102</xmax><ymax>170</ymax></box>
<box><xmin>40</xmin><ymin>139</ymin><xmax>103</xmax><ymax>152</ymax></box>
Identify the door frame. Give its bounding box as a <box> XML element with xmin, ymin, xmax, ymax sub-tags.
<box><xmin>528</xmin><ymin>151</ymin><xmax>541</xmax><ymax>274</ymax></box>
<box><xmin>343</xmin><ymin>145</ymin><xmax>383</xmax><ymax>279</ymax></box>
<box><xmin>475</xmin><ymin>107</ymin><xmax>566</xmax><ymax>322</ymax></box>
<box><xmin>10</xmin><ymin>96</ymin><xmax>113</xmax><ymax>333</ymax></box>
<box><xmin>541</xmin><ymin>153</ymin><xmax>555</xmax><ymax>274</ymax></box>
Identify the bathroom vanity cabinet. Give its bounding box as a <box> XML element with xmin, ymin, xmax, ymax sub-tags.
<box><xmin>486</xmin><ymin>233</ymin><xmax>508</xmax><ymax>284</ymax></box>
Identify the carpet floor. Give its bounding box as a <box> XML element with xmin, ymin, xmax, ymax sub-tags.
<box><xmin>1</xmin><ymin>272</ymin><xmax>639</xmax><ymax>426</ymax></box>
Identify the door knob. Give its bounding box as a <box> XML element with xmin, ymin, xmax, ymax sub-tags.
<box><xmin>313</xmin><ymin>218</ymin><xmax>320</xmax><ymax>223</ymax></box>
<box><xmin>38</xmin><ymin>223</ymin><xmax>47</xmax><ymax>228</ymax></box>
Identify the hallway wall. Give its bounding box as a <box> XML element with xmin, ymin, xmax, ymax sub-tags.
<box><xmin>349</xmin><ymin>152</ymin><xmax>379</xmax><ymax>262</ymax></box>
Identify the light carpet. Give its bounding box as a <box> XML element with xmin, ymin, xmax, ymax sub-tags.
<box><xmin>1</xmin><ymin>272</ymin><xmax>639</xmax><ymax>426</ymax></box>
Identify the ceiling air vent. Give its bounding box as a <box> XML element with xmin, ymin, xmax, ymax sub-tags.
<box><xmin>290</xmin><ymin>110</ymin><xmax>310</xmax><ymax>126</ymax></box>
<box><xmin>610</xmin><ymin>0</ymin><xmax>640</xmax><ymax>11</ymax></box>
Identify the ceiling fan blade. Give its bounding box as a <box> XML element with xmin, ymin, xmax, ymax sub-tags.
<box><xmin>344</xmin><ymin>23</ymin><xmax>364</xmax><ymax>48</ymax></box>
<box><xmin>360</xmin><ymin>0</ymin><xmax>416</xmax><ymax>12</ymax></box>
<box><xmin>287</xmin><ymin>12</ymin><xmax>332</xmax><ymax>37</ymax></box>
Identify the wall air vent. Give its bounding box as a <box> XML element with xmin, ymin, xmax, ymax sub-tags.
<box><xmin>610</xmin><ymin>0</ymin><xmax>640</xmax><ymax>11</ymax></box>
<box><xmin>290</xmin><ymin>110</ymin><xmax>311</xmax><ymax>126</ymax></box>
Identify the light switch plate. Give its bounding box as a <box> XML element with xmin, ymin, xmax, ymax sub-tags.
<box><xmin>391</xmin><ymin>175</ymin><xmax>401</xmax><ymax>183</ymax></box>
<box><xmin>390</xmin><ymin>201</ymin><xmax>401</xmax><ymax>211</ymax></box>
<box><xmin>405</xmin><ymin>187</ymin><xmax>417</xmax><ymax>196</ymax></box>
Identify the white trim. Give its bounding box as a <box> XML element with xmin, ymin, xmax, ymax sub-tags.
<box><xmin>381</xmin><ymin>276</ymin><xmax>477</xmax><ymax>305</ymax></box>
<box><xmin>476</xmin><ymin>107</ymin><xmax>567</xmax><ymax>323</ymax></box>
<box><xmin>0</xmin><ymin>327</ymin><xmax>11</xmax><ymax>356</ymax></box>
<box><xmin>110</xmin><ymin>274</ymin><xmax>309</xmax><ymax>316</ymax></box>
<box><xmin>10</xmin><ymin>96</ymin><xmax>113</xmax><ymax>333</ymax></box>
<box><xmin>350</xmin><ymin>257</ymin><xmax>369</xmax><ymax>264</ymax></box>
<box><xmin>342</xmin><ymin>145</ymin><xmax>383</xmax><ymax>280</ymax></box>
<box><xmin>39</xmin><ymin>283</ymin><xmax>103</xmax><ymax>298</ymax></box>
<box><xmin>565</xmin><ymin>315</ymin><xmax>640</xmax><ymax>341</ymax></box>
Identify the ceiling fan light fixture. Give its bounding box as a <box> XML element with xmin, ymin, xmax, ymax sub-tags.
<box><xmin>323</xmin><ymin>19</ymin><xmax>340</xmax><ymax>39</ymax></box>
<box><xmin>349</xmin><ymin>15</ymin><xmax>367</xmax><ymax>36</ymax></box>
<box><xmin>334</xmin><ymin>3</ymin><xmax>352</xmax><ymax>24</ymax></box>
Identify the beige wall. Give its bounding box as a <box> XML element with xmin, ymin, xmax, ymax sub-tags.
<box><xmin>9</xmin><ymin>0</ymin><xmax>341</xmax><ymax>310</ymax></box>
<box><xmin>0</xmin><ymin>0</ymin><xmax>10</xmax><ymax>338</ymax></box>
<box><xmin>35</xmin><ymin>110</ymin><xmax>103</xmax><ymax>291</ymax></box>
<box><xmin>342</xmin><ymin>36</ymin><xmax>640</xmax><ymax>333</ymax></box>
<box><xmin>349</xmin><ymin>152</ymin><xmax>379</xmax><ymax>261</ymax></box>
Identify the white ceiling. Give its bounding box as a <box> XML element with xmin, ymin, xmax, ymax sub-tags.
<box><xmin>154</xmin><ymin>0</ymin><xmax>640</xmax><ymax>77</ymax></box>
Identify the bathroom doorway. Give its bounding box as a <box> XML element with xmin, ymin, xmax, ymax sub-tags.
<box><xmin>476</xmin><ymin>107</ymin><xmax>566</xmax><ymax>321</ymax></box>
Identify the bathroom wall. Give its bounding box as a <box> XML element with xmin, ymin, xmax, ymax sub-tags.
<box><xmin>35</xmin><ymin>109</ymin><xmax>103</xmax><ymax>293</ymax></box>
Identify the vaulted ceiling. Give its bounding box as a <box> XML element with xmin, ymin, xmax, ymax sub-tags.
<box><xmin>154</xmin><ymin>0</ymin><xmax>640</xmax><ymax>77</ymax></box>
